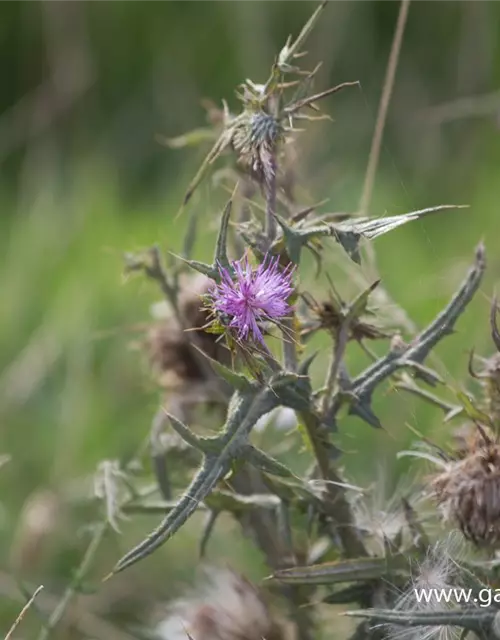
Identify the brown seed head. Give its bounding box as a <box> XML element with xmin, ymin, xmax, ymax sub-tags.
<box><xmin>146</xmin><ymin>274</ymin><xmax>230</xmax><ymax>389</ymax></box>
<box><xmin>432</xmin><ymin>427</ymin><xmax>500</xmax><ymax>547</ymax></box>
<box><xmin>156</xmin><ymin>568</ymin><xmax>285</xmax><ymax>640</ymax></box>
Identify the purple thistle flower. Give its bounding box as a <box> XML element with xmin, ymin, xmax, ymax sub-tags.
<box><xmin>212</xmin><ymin>254</ymin><xmax>294</xmax><ymax>345</ymax></box>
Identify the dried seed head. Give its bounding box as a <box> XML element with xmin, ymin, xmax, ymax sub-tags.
<box><xmin>300</xmin><ymin>292</ymin><xmax>388</xmax><ymax>342</ymax></box>
<box><xmin>146</xmin><ymin>274</ymin><xmax>230</xmax><ymax>389</ymax></box>
<box><xmin>155</xmin><ymin>567</ymin><xmax>284</xmax><ymax>640</ymax></box>
<box><xmin>231</xmin><ymin>111</ymin><xmax>283</xmax><ymax>187</ymax></box>
<box><xmin>386</xmin><ymin>535</ymin><xmax>475</xmax><ymax>640</ymax></box>
<box><xmin>431</xmin><ymin>426</ymin><xmax>500</xmax><ymax>547</ymax></box>
<box><xmin>10</xmin><ymin>489</ymin><xmax>63</xmax><ymax>574</ymax></box>
<box><xmin>350</xmin><ymin>470</ymin><xmax>428</xmax><ymax>555</ymax></box>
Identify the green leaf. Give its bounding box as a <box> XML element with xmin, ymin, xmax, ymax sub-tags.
<box><xmin>456</xmin><ymin>391</ymin><xmax>492</xmax><ymax>426</ymax></box>
<box><xmin>296</xmin><ymin>420</ymin><xmax>315</xmax><ymax>454</ymax></box>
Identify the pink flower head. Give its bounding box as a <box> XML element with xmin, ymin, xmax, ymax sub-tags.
<box><xmin>212</xmin><ymin>254</ymin><xmax>294</xmax><ymax>344</ymax></box>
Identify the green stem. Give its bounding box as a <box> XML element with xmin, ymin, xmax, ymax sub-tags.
<box><xmin>299</xmin><ymin>411</ymin><xmax>367</xmax><ymax>558</ymax></box>
<box><xmin>37</xmin><ymin>522</ymin><xmax>107</xmax><ymax>640</ymax></box>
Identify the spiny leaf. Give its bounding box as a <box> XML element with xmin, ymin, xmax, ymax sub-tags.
<box><xmin>395</xmin><ymin>380</ymin><xmax>459</xmax><ymax>415</ymax></box>
<box><xmin>298</xmin><ymin>351</ymin><xmax>319</xmax><ymax>376</ymax></box>
<box><xmin>296</xmin><ymin>420</ymin><xmax>315</xmax><ymax>454</ymax></box>
<box><xmin>205</xmin><ymin>489</ymin><xmax>280</xmax><ymax>512</ymax></box>
<box><xmin>335</xmin><ymin>204</ymin><xmax>468</xmax><ymax>240</ymax></box>
<box><xmin>273</xmin><ymin>213</ymin><xmax>308</xmax><ymax>265</ymax></box>
<box><xmin>182</xmin><ymin>128</ymin><xmax>233</xmax><ymax>206</ymax></box>
<box><xmin>243</xmin><ymin>444</ymin><xmax>295</xmax><ymax>478</ymax></box>
<box><xmin>277</xmin><ymin>1</ymin><xmax>328</xmax><ymax>71</ymax></box>
<box><xmin>456</xmin><ymin>391</ymin><xmax>492</xmax><ymax>426</ymax></box>
<box><xmin>271</xmin><ymin>554</ymin><xmax>408</xmax><ymax>585</ymax></box>
<box><xmin>343</xmin><ymin>607</ymin><xmax>495</xmax><ymax>633</ymax></box>
<box><xmin>348</xmin><ymin>397</ymin><xmax>383</xmax><ymax>429</ymax></box>
<box><xmin>346</xmin><ymin>280</ymin><xmax>380</xmax><ymax>323</ymax></box>
<box><xmin>401</xmin><ymin>361</ymin><xmax>444</xmax><ymax>386</ymax></box>
<box><xmin>332</xmin><ymin>204</ymin><xmax>468</xmax><ymax>262</ymax></box>
<box><xmin>163</xmin><ymin>411</ymin><xmax>208</xmax><ymax>452</ymax></box>
<box><xmin>339</xmin><ymin>244</ymin><xmax>486</xmax><ymax>426</ymax></box>
<box><xmin>214</xmin><ymin>199</ymin><xmax>232</xmax><ymax>269</ymax></box>
<box><xmin>195</xmin><ymin>348</ymin><xmax>253</xmax><ymax>392</ymax></box>
<box><xmin>170</xmin><ymin>254</ymin><xmax>219</xmax><ymax>280</ymax></box>
<box><xmin>110</xmin><ymin>457</ymin><xmax>229</xmax><ymax>575</ymax></box>
<box><xmin>93</xmin><ymin>460</ymin><xmax>129</xmax><ymax>533</ymax></box>
<box><xmin>199</xmin><ymin>509</ymin><xmax>219</xmax><ymax>558</ymax></box>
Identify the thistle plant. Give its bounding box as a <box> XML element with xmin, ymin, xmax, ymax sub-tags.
<box><xmin>29</xmin><ymin>4</ymin><xmax>500</xmax><ymax>640</ymax></box>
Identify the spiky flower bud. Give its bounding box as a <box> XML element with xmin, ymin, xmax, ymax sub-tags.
<box><xmin>231</xmin><ymin>111</ymin><xmax>283</xmax><ymax>187</ymax></box>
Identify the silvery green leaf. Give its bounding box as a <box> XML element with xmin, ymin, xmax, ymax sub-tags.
<box><xmin>277</xmin><ymin>1</ymin><xmax>327</xmax><ymax>70</ymax></box>
<box><xmin>271</xmin><ymin>555</ymin><xmax>408</xmax><ymax>585</ymax></box>
<box><xmin>213</xmin><ymin>199</ymin><xmax>232</xmax><ymax>269</ymax></box>
<box><xmin>332</xmin><ymin>204</ymin><xmax>468</xmax><ymax>262</ymax></box>
<box><xmin>93</xmin><ymin>460</ymin><xmax>129</xmax><ymax>533</ymax></box>
<box><xmin>243</xmin><ymin>445</ymin><xmax>295</xmax><ymax>478</ymax></box>
<box><xmin>343</xmin><ymin>608</ymin><xmax>495</xmax><ymax>633</ymax></box>
<box><xmin>199</xmin><ymin>352</ymin><xmax>253</xmax><ymax>392</ymax></box>
<box><xmin>335</xmin><ymin>204</ymin><xmax>467</xmax><ymax>240</ymax></box>
<box><xmin>205</xmin><ymin>489</ymin><xmax>280</xmax><ymax>512</ymax></box>
<box><xmin>174</xmin><ymin>256</ymin><xmax>219</xmax><ymax>281</ymax></box>
<box><xmin>163</xmin><ymin>412</ymin><xmax>208</xmax><ymax>452</ymax></box>
<box><xmin>111</xmin><ymin>456</ymin><xmax>229</xmax><ymax>575</ymax></box>
<box><xmin>199</xmin><ymin>509</ymin><xmax>219</xmax><ymax>558</ymax></box>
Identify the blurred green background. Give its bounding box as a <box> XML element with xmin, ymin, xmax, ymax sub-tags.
<box><xmin>1</xmin><ymin>1</ymin><xmax>500</xmax><ymax>638</ymax></box>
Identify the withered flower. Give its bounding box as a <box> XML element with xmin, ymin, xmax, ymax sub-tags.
<box><xmin>155</xmin><ymin>567</ymin><xmax>284</xmax><ymax>640</ymax></box>
<box><xmin>146</xmin><ymin>273</ymin><xmax>230</xmax><ymax>391</ymax></box>
<box><xmin>231</xmin><ymin>110</ymin><xmax>283</xmax><ymax>188</ymax></box>
<box><xmin>431</xmin><ymin>424</ymin><xmax>500</xmax><ymax>547</ymax></box>
<box><xmin>300</xmin><ymin>288</ymin><xmax>389</xmax><ymax>343</ymax></box>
